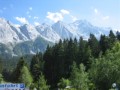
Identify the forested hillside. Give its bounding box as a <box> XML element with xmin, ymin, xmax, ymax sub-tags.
<box><xmin>0</xmin><ymin>30</ymin><xmax>120</xmax><ymax>90</ymax></box>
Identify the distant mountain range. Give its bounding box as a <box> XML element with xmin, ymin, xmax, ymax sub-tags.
<box><xmin>0</xmin><ymin>18</ymin><xmax>113</xmax><ymax>57</ymax></box>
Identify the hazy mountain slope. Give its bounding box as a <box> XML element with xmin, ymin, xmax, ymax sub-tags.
<box><xmin>13</xmin><ymin>36</ymin><xmax>53</xmax><ymax>56</ymax></box>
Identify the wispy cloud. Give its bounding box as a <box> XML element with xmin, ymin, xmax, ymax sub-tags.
<box><xmin>34</xmin><ymin>16</ymin><xmax>39</xmax><ymax>19</ymax></box>
<box><xmin>46</xmin><ymin>9</ymin><xmax>79</xmax><ymax>23</ymax></box>
<box><xmin>14</xmin><ymin>24</ymin><xmax>20</xmax><ymax>27</ymax></box>
<box><xmin>26</xmin><ymin>11</ymin><xmax>29</xmax><ymax>14</ymax></box>
<box><xmin>93</xmin><ymin>8</ymin><xmax>110</xmax><ymax>22</ymax></box>
<box><xmin>46</xmin><ymin>12</ymin><xmax>63</xmax><ymax>22</ymax></box>
<box><xmin>28</xmin><ymin>15</ymin><xmax>31</xmax><ymax>18</ymax></box>
<box><xmin>94</xmin><ymin>8</ymin><xmax>98</xmax><ymax>14</ymax></box>
<box><xmin>34</xmin><ymin>22</ymin><xmax>40</xmax><ymax>26</ymax></box>
<box><xmin>91</xmin><ymin>8</ymin><xmax>111</xmax><ymax>27</ymax></box>
<box><xmin>15</xmin><ymin>17</ymin><xmax>29</xmax><ymax>24</ymax></box>
<box><xmin>29</xmin><ymin>7</ymin><xmax>33</xmax><ymax>11</ymax></box>
<box><xmin>71</xmin><ymin>15</ymin><xmax>78</xmax><ymax>22</ymax></box>
<box><xmin>60</xmin><ymin>9</ymin><xmax>70</xmax><ymax>15</ymax></box>
<box><xmin>94</xmin><ymin>15</ymin><xmax>120</xmax><ymax>30</ymax></box>
<box><xmin>102</xmin><ymin>16</ymin><xmax>109</xmax><ymax>20</ymax></box>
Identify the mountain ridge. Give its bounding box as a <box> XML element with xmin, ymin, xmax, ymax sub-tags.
<box><xmin>0</xmin><ymin>18</ymin><xmax>114</xmax><ymax>56</ymax></box>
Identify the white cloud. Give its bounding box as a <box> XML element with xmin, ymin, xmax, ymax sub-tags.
<box><xmin>34</xmin><ymin>16</ymin><xmax>39</xmax><ymax>19</ymax></box>
<box><xmin>46</xmin><ymin>9</ymin><xmax>70</xmax><ymax>22</ymax></box>
<box><xmin>46</xmin><ymin>9</ymin><xmax>79</xmax><ymax>23</ymax></box>
<box><xmin>14</xmin><ymin>24</ymin><xmax>20</xmax><ymax>27</ymax></box>
<box><xmin>60</xmin><ymin>9</ymin><xmax>70</xmax><ymax>15</ymax></box>
<box><xmin>28</xmin><ymin>15</ymin><xmax>31</xmax><ymax>18</ymax></box>
<box><xmin>34</xmin><ymin>22</ymin><xmax>40</xmax><ymax>26</ymax></box>
<box><xmin>94</xmin><ymin>8</ymin><xmax>98</xmax><ymax>14</ymax></box>
<box><xmin>15</xmin><ymin>17</ymin><xmax>29</xmax><ymax>24</ymax></box>
<box><xmin>46</xmin><ymin>12</ymin><xmax>63</xmax><ymax>22</ymax></box>
<box><xmin>26</xmin><ymin>11</ymin><xmax>31</xmax><ymax>18</ymax></box>
<box><xmin>71</xmin><ymin>15</ymin><xmax>78</xmax><ymax>21</ymax></box>
<box><xmin>29</xmin><ymin>7</ymin><xmax>33</xmax><ymax>10</ymax></box>
<box><xmin>102</xmin><ymin>16</ymin><xmax>109</xmax><ymax>20</ymax></box>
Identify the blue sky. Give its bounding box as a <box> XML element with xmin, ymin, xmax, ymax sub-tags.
<box><xmin>0</xmin><ymin>0</ymin><xmax>120</xmax><ymax>29</ymax></box>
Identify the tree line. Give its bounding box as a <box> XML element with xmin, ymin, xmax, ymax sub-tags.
<box><xmin>0</xmin><ymin>30</ymin><xmax>120</xmax><ymax>90</ymax></box>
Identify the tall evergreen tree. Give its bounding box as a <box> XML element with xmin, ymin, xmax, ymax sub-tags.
<box><xmin>0</xmin><ymin>74</ymin><xmax>3</xmax><ymax>83</ymax></box>
<box><xmin>43</xmin><ymin>45</ymin><xmax>54</xmax><ymax>86</ymax></box>
<box><xmin>44</xmin><ymin>40</ymin><xmax>66</xmax><ymax>88</ymax></box>
<box><xmin>116</xmin><ymin>31</ymin><xmax>120</xmax><ymax>41</ymax></box>
<box><xmin>0</xmin><ymin>58</ymin><xmax>3</xmax><ymax>74</ymax></box>
<box><xmin>2</xmin><ymin>69</ymin><xmax>13</xmax><ymax>82</ymax></box>
<box><xmin>73</xmin><ymin>38</ymin><xmax>79</xmax><ymax>62</ymax></box>
<box><xmin>99</xmin><ymin>35</ymin><xmax>110</xmax><ymax>54</ymax></box>
<box><xmin>37</xmin><ymin>73</ymin><xmax>50</xmax><ymax>90</ymax></box>
<box><xmin>109</xmin><ymin>30</ymin><xmax>116</xmax><ymax>42</ymax></box>
<box><xmin>30</xmin><ymin>53</ymin><xmax>44</xmax><ymax>81</ymax></box>
<box><xmin>78</xmin><ymin>37</ymin><xmax>86</xmax><ymax>63</ymax></box>
<box><xmin>52</xmin><ymin>40</ymin><xmax>65</xmax><ymax>84</ymax></box>
<box><xmin>12</xmin><ymin>57</ymin><xmax>26</xmax><ymax>82</ymax></box>
<box><xmin>19</xmin><ymin>66</ymin><xmax>33</xmax><ymax>87</ymax></box>
<box><xmin>77</xmin><ymin>37</ymin><xmax>91</xmax><ymax>67</ymax></box>
<box><xmin>88</xmin><ymin>34</ymin><xmax>100</xmax><ymax>57</ymax></box>
<box><xmin>64</xmin><ymin>38</ymin><xmax>78</xmax><ymax>77</ymax></box>
<box><xmin>109</xmin><ymin>30</ymin><xmax>116</xmax><ymax>47</ymax></box>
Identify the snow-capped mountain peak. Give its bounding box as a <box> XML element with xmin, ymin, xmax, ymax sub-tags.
<box><xmin>0</xmin><ymin>18</ymin><xmax>112</xmax><ymax>44</ymax></box>
<box><xmin>73</xmin><ymin>20</ymin><xmax>92</xmax><ymax>25</ymax></box>
<box><xmin>19</xmin><ymin>24</ymin><xmax>40</xmax><ymax>40</ymax></box>
<box><xmin>0</xmin><ymin>17</ymin><xmax>114</xmax><ymax>56</ymax></box>
<box><xmin>0</xmin><ymin>18</ymin><xmax>21</xmax><ymax>44</ymax></box>
<box><xmin>36</xmin><ymin>24</ymin><xmax>61</xmax><ymax>43</ymax></box>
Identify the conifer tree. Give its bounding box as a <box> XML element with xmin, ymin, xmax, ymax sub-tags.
<box><xmin>78</xmin><ymin>37</ymin><xmax>90</xmax><ymax>66</ymax></box>
<box><xmin>99</xmin><ymin>35</ymin><xmax>109</xmax><ymax>54</ymax></box>
<box><xmin>52</xmin><ymin>40</ymin><xmax>65</xmax><ymax>82</ymax></box>
<box><xmin>37</xmin><ymin>73</ymin><xmax>50</xmax><ymax>90</ymax></box>
<box><xmin>109</xmin><ymin>30</ymin><xmax>116</xmax><ymax>47</ymax></box>
<box><xmin>19</xmin><ymin>66</ymin><xmax>33</xmax><ymax>87</ymax></box>
<box><xmin>12</xmin><ymin>57</ymin><xmax>26</xmax><ymax>82</ymax></box>
<box><xmin>64</xmin><ymin>38</ymin><xmax>77</xmax><ymax>77</ymax></box>
<box><xmin>88</xmin><ymin>34</ymin><xmax>100</xmax><ymax>57</ymax></box>
<box><xmin>116</xmin><ymin>31</ymin><xmax>120</xmax><ymax>40</ymax></box>
<box><xmin>58</xmin><ymin>78</ymin><xmax>71</xmax><ymax>89</ymax></box>
<box><xmin>30</xmin><ymin>53</ymin><xmax>44</xmax><ymax>81</ymax></box>
<box><xmin>43</xmin><ymin>45</ymin><xmax>54</xmax><ymax>85</ymax></box>
<box><xmin>109</xmin><ymin>30</ymin><xmax>116</xmax><ymax>42</ymax></box>
<box><xmin>0</xmin><ymin>58</ymin><xmax>3</xmax><ymax>73</ymax></box>
<box><xmin>0</xmin><ymin>74</ymin><xmax>3</xmax><ymax>83</ymax></box>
